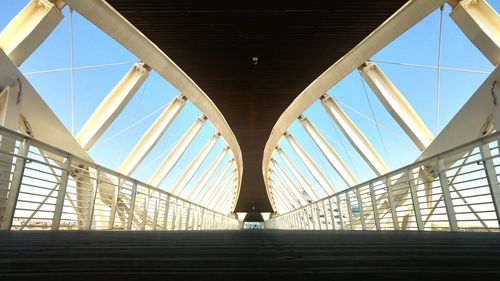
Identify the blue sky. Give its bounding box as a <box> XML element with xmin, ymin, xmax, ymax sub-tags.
<box><xmin>1</xmin><ymin>1</ymin><xmax>498</xmax><ymax>199</ymax></box>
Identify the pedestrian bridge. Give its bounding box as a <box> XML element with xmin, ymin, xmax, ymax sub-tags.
<box><xmin>0</xmin><ymin>0</ymin><xmax>499</xmax><ymax>278</ymax></box>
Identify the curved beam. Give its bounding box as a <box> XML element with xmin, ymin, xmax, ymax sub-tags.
<box><xmin>262</xmin><ymin>0</ymin><xmax>443</xmax><ymax>201</ymax></box>
<box><xmin>62</xmin><ymin>0</ymin><xmax>243</xmax><ymax>209</ymax></box>
<box><xmin>148</xmin><ymin>115</ymin><xmax>206</xmax><ymax>187</ymax></box>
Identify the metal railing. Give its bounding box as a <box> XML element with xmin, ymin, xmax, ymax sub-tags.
<box><xmin>0</xmin><ymin>127</ymin><xmax>240</xmax><ymax>231</ymax></box>
<box><xmin>265</xmin><ymin>132</ymin><xmax>500</xmax><ymax>232</ymax></box>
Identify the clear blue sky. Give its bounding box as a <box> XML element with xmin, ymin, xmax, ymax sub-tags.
<box><xmin>1</xmin><ymin>1</ymin><xmax>498</xmax><ymax>198</ymax></box>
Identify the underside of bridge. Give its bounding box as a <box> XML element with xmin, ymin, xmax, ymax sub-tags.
<box><xmin>105</xmin><ymin>0</ymin><xmax>406</xmax><ymax>217</ymax></box>
<box><xmin>1</xmin><ymin>0</ymin><xmax>500</xmax><ymax>278</ymax></box>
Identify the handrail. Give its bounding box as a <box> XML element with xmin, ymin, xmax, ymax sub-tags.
<box><xmin>0</xmin><ymin>126</ymin><xmax>240</xmax><ymax>230</ymax></box>
<box><xmin>267</xmin><ymin>131</ymin><xmax>500</xmax><ymax>232</ymax></box>
<box><xmin>276</xmin><ymin>131</ymin><xmax>500</xmax><ymax>217</ymax></box>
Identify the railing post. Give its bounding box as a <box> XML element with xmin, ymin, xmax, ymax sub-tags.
<box><xmin>127</xmin><ymin>182</ymin><xmax>137</xmax><ymax>230</ymax></box>
<box><xmin>52</xmin><ymin>156</ymin><xmax>71</xmax><ymax>230</ymax></box>
<box><xmin>201</xmin><ymin>208</ymin><xmax>205</xmax><ymax>230</ymax></box>
<box><xmin>192</xmin><ymin>206</ymin><xmax>198</xmax><ymax>230</ymax></box>
<box><xmin>479</xmin><ymin>143</ymin><xmax>500</xmax><ymax>225</ymax></box>
<box><xmin>304</xmin><ymin>209</ymin><xmax>310</xmax><ymax>230</ymax></box>
<box><xmin>407</xmin><ymin>169</ymin><xmax>424</xmax><ymax>230</ymax></box>
<box><xmin>294</xmin><ymin>212</ymin><xmax>300</xmax><ymax>230</ymax></box>
<box><xmin>85</xmin><ymin>169</ymin><xmax>99</xmax><ymax>230</ymax></box>
<box><xmin>437</xmin><ymin>159</ymin><xmax>458</xmax><ymax>231</ymax></box>
<box><xmin>328</xmin><ymin>197</ymin><xmax>336</xmax><ymax>230</ymax></box>
<box><xmin>336</xmin><ymin>194</ymin><xmax>344</xmax><ymax>230</ymax></box>
<box><xmin>213</xmin><ymin>212</ymin><xmax>216</xmax><ymax>229</ymax></box>
<box><xmin>385</xmin><ymin>177</ymin><xmax>400</xmax><ymax>230</ymax></box>
<box><xmin>308</xmin><ymin>205</ymin><xmax>316</xmax><ymax>230</ymax></box>
<box><xmin>180</xmin><ymin>201</ymin><xmax>186</xmax><ymax>230</ymax></box>
<box><xmin>297</xmin><ymin>210</ymin><xmax>304</xmax><ymax>230</ymax></box>
<box><xmin>185</xmin><ymin>204</ymin><xmax>191</xmax><ymax>230</ymax></box>
<box><xmin>171</xmin><ymin>199</ymin><xmax>177</xmax><ymax>230</ymax></box>
<box><xmin>369</xmin><ymin>182</ymin><xmax>381</xmax><ymax>230</ymax></box>
<box><xmin>345</xmin><ymin>191</ymin><xmax>354</xmax><ymax>230</ymax></box>
<box><xmin>141</xmin><ymin>189</ymin><xmax>150</xmax><ymax>230</ymax></box>
<box><xmin>163</xmin><ymin>195</ymin><xmax>170</xmax><ymax>230</ymax></box>
<box><xmin>321</xmin><ymin>200</ymin><xmax>329</xmax><ymax>230</ymax></box>
<box><xmin>1</xmin><ymin>139</ymin><xmax>30</xmax><ymax>230</ymax></box>
<box><xmin>152</xmin><ymin>194</ymin><xmax>160</xmax><ymax>230</ymax></box>
<box><xmin>315</xmin><ymin>204</ymin><xmax>322</xmax><ymax>230</ymax></box>
<box><xmin>108</xmin><ymin>177</ymin><xmax>121</xmax><ymax>230</ymax></box>
<box><xmin>356</xmin><ymin>188</ymin><xmax>366</xmax><ymax>230</ymax></box>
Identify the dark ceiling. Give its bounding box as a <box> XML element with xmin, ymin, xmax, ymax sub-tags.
<box><xmin>106</xmin><ymin>0</ymin><xmax>407</xmax><ymax>217</ymax></box>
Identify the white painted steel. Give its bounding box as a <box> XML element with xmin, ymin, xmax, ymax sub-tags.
<box><xmin>299</xmin><ymin>115</ymin><xmax>358</xmax><ymax>186</ymax></box>
<box><xmin>118</xmin><ymin>95</ymin><xmax>187</xmax><ymax>176</ymax></box>
<box><xmin>76</xmin><ymin>62</ymin><xmax>151</xmax><ymax>150</ymax></box>
<box><xmin>284</xmin><ymin>132</ymin><xmax>336</xmax><ymax>195</ymax></box>
<box><xmin>0</xmin><ymin>0</ymin><xmax>64</xmax><ymax>66</ymax></box>
<box><xmin>359</xmin><ymin>62</ymin><xmax>433</xmax><ymax>151</ymax></box>
<box><xmin>61</xmin><ymin>0</ymin><xmax>243</xmax><ymax>201</ymax></box>
<box><xmin>320</xmin><ymin>95</ymin><xmax>390</xmax><ymax>175</ymax></box>
<box><xmin>170</xmin><ymin>133</ymin><xmax>221</xmax><ymax>195</ymax></box>
<box><xmin>148</xmin><ymin>116</ymin><xmax>207</xmax><ymax>187</ymax></box>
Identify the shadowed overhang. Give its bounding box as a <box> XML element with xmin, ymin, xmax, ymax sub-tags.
<box><xmin>105</xmin><ymin>0</ymin><xmax>408</xmax><ymax>214</ymax></box>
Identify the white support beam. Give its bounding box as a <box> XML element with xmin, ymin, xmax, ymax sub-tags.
<box><xmin>76</xmin><ymin>62</ymin><xmax>151</xmax><ymax>150</ymax></box>
<box><xmin>207</xmin><ymin>174</ymin><xmax>237</xmax><ymax>210</ymax></box>
<box><xmin>118</xmin><ymin>95</ymin><xmax>187</xmax><ymax>176</ymax></box>
<box><xmin>198</xmin><ymin>159</ymin><xmax>234</xmax><ymax>206</ymax></box>
<box><xmin>320</xmin><ymin>95</ymin><xmax>390</xmax><ymax>175</ymax></box>
<box><xmin>214</xmin><ymin>186</ymin><xmax>235</xmax><ymax>214</ymax></box>
<box><xmin>272</xmin><ymin>188</ymin><xmax>292</xmax><ymax>213</ymax></box>
<box><xmin>275</xmin><ymin>146</ymin><xmax>320</xmax><ymax>201</ymax></box>
<box><xmin>359</xmin><ymin>62</ymin><xmax>434</xmax><ymax>151</ymax></box>
<box><xmin>449</xmin><ymin>0</ymin><xmax>500</xmax><ymax>65</ymax></box>
<box><xmin>283</xmin><ymin>132</ymin><xmax>336</xmax><ymax>195</ymax></box>
<box><xmin>170</xmin><ymin>133</ymin><xmax>221</xmax><ymax>195</ymax></box>
<box><xmin>61</xmin><ymin>0</ymin><xmax>243</xmax><ymax>199</ymax></box>
<box><xmin>271</xmin><ymin>159</ymin><xmax>308</xmax><ymax>206</ymax></box>
<box><xmin>205</xmin><ymin>173</ymin><xmax>234</xmax><ymax>210</ymax></box>
<box><xmin>0</xmin><ymin>0</ymin><xmax>64</xmax><ymax>66</ymax></box>
<box><xmin>187</xmin><ymin>147</ymin><xmax>229</xmax><ymax>201</ymax></box>
<box><xmin>298</xmin><ymin>115</ymin><xmax>359</xmax><ymax>187</ymax></box>
<box><xmin>269</xmin><ymin>171</ymin><xmax>301</xmax><ymax>208</ymax></box>
<box><xmin>270</xmin><ymin>177</ymin><xmax>297</xmax><ymax>210</ymax></box>
<box><xmin>148</xmin><ymin>115</ymin><xmax>207</xmax><ymax>187</ymax></box>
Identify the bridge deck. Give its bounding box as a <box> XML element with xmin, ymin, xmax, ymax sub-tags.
<box><xmin>1</xmin><ymin>230</ymin><xmax>499</xmax><ymax>280</ymax></box>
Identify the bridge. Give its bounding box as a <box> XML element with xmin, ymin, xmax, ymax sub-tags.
<box><xmin>0</xmin><ymin>0</ymin><xmax>499</xmax><ymax>279</ymax></box>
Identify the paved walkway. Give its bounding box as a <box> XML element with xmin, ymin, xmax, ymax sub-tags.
<box><xmin>1</xmin><ymin>230</ymin><xmax>499</xmax><ymax>280</ymax></box>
